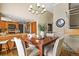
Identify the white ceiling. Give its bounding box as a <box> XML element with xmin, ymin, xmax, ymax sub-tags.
<box><xmin>41</xmin><ymin>3</ymin><xmax>58</xmax><ymax>13</ymax></box>
<box><xmin>0</xmin><ymin>3</ymin><xmax>58</xmax><ymax>14</ymax></box>
<box><xmin>0</xmin><ymin>3</ymin><xmax>58</xmax><ymax>23</ymax></box>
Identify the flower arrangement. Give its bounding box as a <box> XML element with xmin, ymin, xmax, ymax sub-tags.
<box><xmin>39</xmin><ymin>24</ymin><xmax>46</xmax><ymax>38</ymax></box>
<box><xmin>39</xmin><ymin>24</ymin><xmax>46</xmax><ymax>31</ymax></box>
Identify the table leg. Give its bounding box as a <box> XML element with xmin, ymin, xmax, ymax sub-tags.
<box><xmin>39</xmin><ymin>46</ymin><xmax>42</xmax><ymax>56</ymax></box>
<box><xmin>39</xmin><ymin>44</ymin><xmax>44</xmax><ymax>56</ymax></box>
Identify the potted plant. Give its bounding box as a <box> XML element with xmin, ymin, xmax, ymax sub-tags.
<box><xmin>39</xmin><ymin>24</ymin><xmax>46</xmax><ymax>38</ymax></box>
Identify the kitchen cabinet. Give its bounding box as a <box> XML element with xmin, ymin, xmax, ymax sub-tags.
<box><xmin>0</xmin><ymin>21</ymin><xmax>19</xmax><ymax>34</ymax></box>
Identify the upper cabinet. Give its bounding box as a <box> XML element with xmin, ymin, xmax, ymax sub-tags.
<box><xmin>7</xmin><ymin>21</ymin><xmax>19</xmax><ymax>34</ymax></box>
<box><xmin>0</xmin><ymin>21</ymin><xmax>19</xmax><ymax>34</ymax></box>
<box><xmin>0</xmin><ymin>21</ymin><xmax>6</xmax><ymax>33</ymax></box>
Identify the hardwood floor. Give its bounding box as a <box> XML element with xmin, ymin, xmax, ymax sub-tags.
<box><xmin>60</xmin><ymin>47</ymin><xmax>79</xmax><ymax>56</ymax></box>
<box><xmin>0</xmin><ymin>48</ymin><xmax>18</xmax><ymax>56</ymax></box>
<box><xmin>0</xmin><ymin>46</ymin><xmax>79</xmax><ymax>56</ymax></box>
<box><xmin>0</xmin><ymin>48</ymin><xmax>39</xmax><ymax>56</ymax></box>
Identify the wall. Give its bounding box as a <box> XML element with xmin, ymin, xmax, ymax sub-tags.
<box><xmin>53</xmin><ymin>3</ymin><xmax>69</xmax><ymax>36</ymax></box>
<box><xmin>38</xmin><ymin>11</ymin><xmax>53</xmax><ymax>24</ymax></box>
<box><xmin>38</xmin><ymin>11</ymin><xmax>53</xmax><ymax>34</ymax></box>
<box><xmin>0</xmin><ymin>4</ymin><xmax>1</xmax><ymax>12</ymax></box>
<box><xmin>53</xmin><ymin>3</ymin><xmax>79</xmax><ymax>51</ymax></box>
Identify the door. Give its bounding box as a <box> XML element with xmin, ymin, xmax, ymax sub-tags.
<box><xmin>31</xmin><ymin>22</ymin><xmax>37</xmax><ymax>34</ymax></box>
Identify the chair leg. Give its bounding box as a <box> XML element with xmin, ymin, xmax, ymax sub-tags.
<box><xmin>7</xmin><ymin>43</ymin><xmax>10</xmax><ymax>53</ymax></box>
<box><xmin>4</xmin><ymin>43</ymin><xmax>9</xmax><ymax>56</ymax></box>
<box><xmin>5</xmin><ymin>44</ymin><xmax>8</xmax><ymax>55</ymax></box>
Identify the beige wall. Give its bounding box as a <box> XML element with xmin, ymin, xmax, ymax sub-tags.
<box><xmin>38</xmin><ymin>11</ymin><xmax>53</xmax><ymax>34</ymax></box>
<box><xmin>38</xmin><ymin>11</ymin><xmax>53</xmax><ymax>24</ymax></box>
<box><xmin>53</xmin><ymin>3</ymin><xmax>69</xmax><ymax>36</ymax></box>
<box><xmin>53</xmin><ymin>3</ymin><xmax>79</xmax><ymax>51</ymax></box>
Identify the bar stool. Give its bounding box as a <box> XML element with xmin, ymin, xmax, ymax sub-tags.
<box><xmin>0</xmin><ymin>40</ymin><xmax>9</xmax><ymax>55</ymax></box>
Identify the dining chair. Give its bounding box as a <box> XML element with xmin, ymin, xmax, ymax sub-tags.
<box><xmin>52</xmin><ymin>36</ymin><xmax>64</xmax><ymax>56</ymax></box>
<box><xmin>12</xmin><ymin>37</ymin><xmax>39</xmax><ymax>56</ymax></box>
<box><xmin>12</xmin><ymin>37</ymin><xmax>25</xmax><ymax>56</ymax></box>
<box><xmin>0</xmin><ymin>40</ymin><xmax>9</xmax><ymax>55</ymax></box>
<box><xmin>44</xmin><ymin>36</ymin><xmax>64</xmax><ymax>56</ymax></box>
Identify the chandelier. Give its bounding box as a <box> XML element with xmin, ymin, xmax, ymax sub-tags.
<box><xmin>28</xmin><ymin>3</ymin><xmax>46</xmax><ymax>15</ymax></box>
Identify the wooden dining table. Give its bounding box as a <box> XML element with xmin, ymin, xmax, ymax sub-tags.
<box><xmin>30</xmin><ymin>37</ymin><xmax>58</xmax><ymax>56</ymax></box>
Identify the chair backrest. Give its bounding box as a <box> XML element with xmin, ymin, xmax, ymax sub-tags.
<box><xmin>0</xmin><ymin>40</ymin><xmax>8</xmax><ymax>44</ymax></box>
<box><xmin>13</xmin><ymin>37</ymin><xmax>26</xmax><ymax>56</ymax></box>
<box><xmin>52</xmin><ymin>36</ymin><xmax>64</xmax><ymax>56</ymax></box>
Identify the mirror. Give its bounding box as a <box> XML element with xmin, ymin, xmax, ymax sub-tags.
<box><xmin>56</xmin><ymin>18</ymin><xmax>65</xmax><ymax>28</ymax></box>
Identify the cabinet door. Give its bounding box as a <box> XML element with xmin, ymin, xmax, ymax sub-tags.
<box><xmin>26</xmin><ymin>22</ymin><xmax>31</xmax><ymax>33</ymax></box>
<box><xmin>31</xmin><ymin>22</ymin><xmax>37</xmax><ymax>34</ymax></box>
<box><xmin>0</xmin><ymin>21</ymin><xmax>6</xmax><ymax>28</ymax></box>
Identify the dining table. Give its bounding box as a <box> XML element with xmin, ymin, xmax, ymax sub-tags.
<box><xmin>30</xmin><ymin>36</ymin><xmax>58</xmax><ymax>56</ymax></box>
<box><xmin>0</xmin><ymin>33</ymin><xmax>58</xmax><ymax>56</ymax></box>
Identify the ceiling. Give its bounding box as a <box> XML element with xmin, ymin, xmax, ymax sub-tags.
<box><xmin>42</xmin><ymin>3</ymin><xmax>58</xmax><ymax>13</ymax></box>
<box><xmin>0</xmin><ymin>3</ymin><xmax>58</xmax><ymax>23</ymax></box>
<box><xmin>0</xmin><ymin>3</ymin><xmax>58</xmax><ymax>14</ymax></box>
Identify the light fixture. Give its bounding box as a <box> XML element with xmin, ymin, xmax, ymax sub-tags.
<box><xmin>37</xmin><ymin>3</ymin><xmax>40</xmax><ymax>8</ymax></box>
<box><xmin>31</xmin><ymin>10</ymin><xmax>35</xmax><ymax>14</ymax></box>
<box><xmin>36</xmin><ymin>11</ymin><xmax>39</xmax><ymax>14</ymax></box>
<box><xmin>29</xmin><ymin>5</ymin><xmax>33</xmax><ymax>9</ymax></box>
<box><xmin>41</xmin><ymin>5</ymin><xmax>45</xmax><ymax>8</ymax></box>
<box><xmin>28</xmin><ymin>3</ymin><xmax>46</xmax><ymax>15</ymax></box>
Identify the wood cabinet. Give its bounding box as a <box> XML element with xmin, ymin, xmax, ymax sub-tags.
<box><xmin>7</xmin><ymin>21</ymin><xmax>19</xmax><ymax>34</ymax></box>
<box><xmin>26</xmin><ymin>21</ymin><xmax>37</xmax><ymax>34</ymax></box>
<box><xmin>31</xmin><ymin>22</ymin><xmax>37</xmax><ymax>34</ymax></box>
<box><xmin>0</xmin><ymin>21</ymin><xmax>7</xmax><ymax>32</ymax></box>
<box><xmin>0</xmin><ymin>21</ymin><xmax>19</xmax><ymax>34</ymax></box>
<box><xmin>0</xmin><ymin>21</ymin><xmax>6</xmax><ymax>28</ymax></box>
<box><xmin>26</xmin><ymin>22</ymin><xmax>30</xmax><ymax>33</ymax></box>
